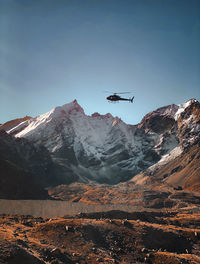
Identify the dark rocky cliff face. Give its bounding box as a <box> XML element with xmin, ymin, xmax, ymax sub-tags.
<box><xmin>0</xmin><ymin>130</ymin><xmax>78</xmax><ymax>199</ymax></box>
<box><xmin>138</xmin><ymin>109</ymin><xmax>176</xmax><ymax>134</ymax></box>
<box><xmin>0</xmin><ymin>159</ymin><xmax>49</xmax><ymax>199</ymax></box>
<box><xmin>177</xmin><ymin>100</ymin><xmax>200</xmax><ymax>148</ymax></box>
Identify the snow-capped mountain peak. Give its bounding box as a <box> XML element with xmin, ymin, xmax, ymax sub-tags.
<box><xmin>8</xmin><ymin>100</ymin><xmax>85</xmax><ymax>137</ymax></box>
<box><xmin>46</xmin><ymin>99</ymin><xmax>85</xmax><ymax>119</ymax></box>
<box><xmin>5</xmin><ymin>98</ymin><xmax>200</xmax><ymax>184</ymax></box>
<box><xmin>153</xmin><ymin>104</ymin><xmax>179</xmax><ymax>118</ymax></box>
<box><xmin>62</xmin><ymin>99</ymin><xmax>85</xmax><ymax>115</ymax></box>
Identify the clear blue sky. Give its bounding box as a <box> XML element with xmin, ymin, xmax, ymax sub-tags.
<box><xmin>1</xmin><ymin>0</ymin><xmax>200</xmax><ymax>125</ymax></box>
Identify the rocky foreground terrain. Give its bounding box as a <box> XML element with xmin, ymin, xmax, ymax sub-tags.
<box><xmin>0</xmin><ymin>209</ymin><xmax>200</xmax><ymax>264</ymax></box>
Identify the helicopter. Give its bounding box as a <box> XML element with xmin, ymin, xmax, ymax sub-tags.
<box><xmin>106</xmin><ymin>92</ymin><xmax>134</xmax><ymax>103</ymax></box>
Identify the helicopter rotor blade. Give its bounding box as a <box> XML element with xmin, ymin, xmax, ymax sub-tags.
<box><xmin>103</xmin><ymin>90</ymin><xmax>115</xmax><ymax>93</ymax></box>
<box><xmin>103</xmin><ymin>91</ymin><xmax>132</xmax><ymax>94</ymax></box>
<box><xmin>116</xmin><ymin>92</ymin><xmax>131</xmax><ymax>94</ymax></box>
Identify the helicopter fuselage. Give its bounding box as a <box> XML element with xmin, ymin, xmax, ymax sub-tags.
<box><xmin>106</xmin><ymin>94</ymin><xmax>134</xmax><ymax>103</ymax></box>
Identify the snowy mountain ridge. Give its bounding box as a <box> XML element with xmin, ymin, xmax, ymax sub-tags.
<box><xmin>6</xmin><ymin>98</ymin><xmax>200</xmax><ymax>184</ymax></box>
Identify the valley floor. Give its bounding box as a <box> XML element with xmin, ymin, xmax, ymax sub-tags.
<box><xmin>0</xmin><ymin>209</ymin><xmax>200</xmax><ymax>264</ymax></box>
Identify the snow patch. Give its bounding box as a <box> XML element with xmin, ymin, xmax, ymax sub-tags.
<box><xmin>148</xmin><ymin>146</ymin><xmax>183</xmax><ymax>172</ymax></box>
<box><xmin>174</xmin><ymin>99</ymin><xmax>197</xmax><ymax>121</ymax></box>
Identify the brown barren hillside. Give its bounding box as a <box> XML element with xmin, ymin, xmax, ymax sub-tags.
<box><xmin>143</xmin><ymin>142</ymin><xmax>200</xmax><ymax>193</ymax></box>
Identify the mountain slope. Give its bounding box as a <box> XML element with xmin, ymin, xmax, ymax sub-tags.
<box><xmin>145</xmin><ymin>142</ymin><xmax>200</xmax><ymax>192</ymax></box>
<box><xmin>5</xmin><ymin>98</ymin><xmax>200</xmax><ymax>185</ymax></box>
<box><xmin>144</xmin><ymin>99</ymin><xmax>200</xmax><ymax>191</ymax></box>
<box><xmin>0</xmin><ymin>130</ymin><xmax>78</xmax><ymax>199</ymax></box>
<box><xmin>0</xmin><ymin>159</ymin><xmax>49</xmax><ymax>199</ymax></box>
